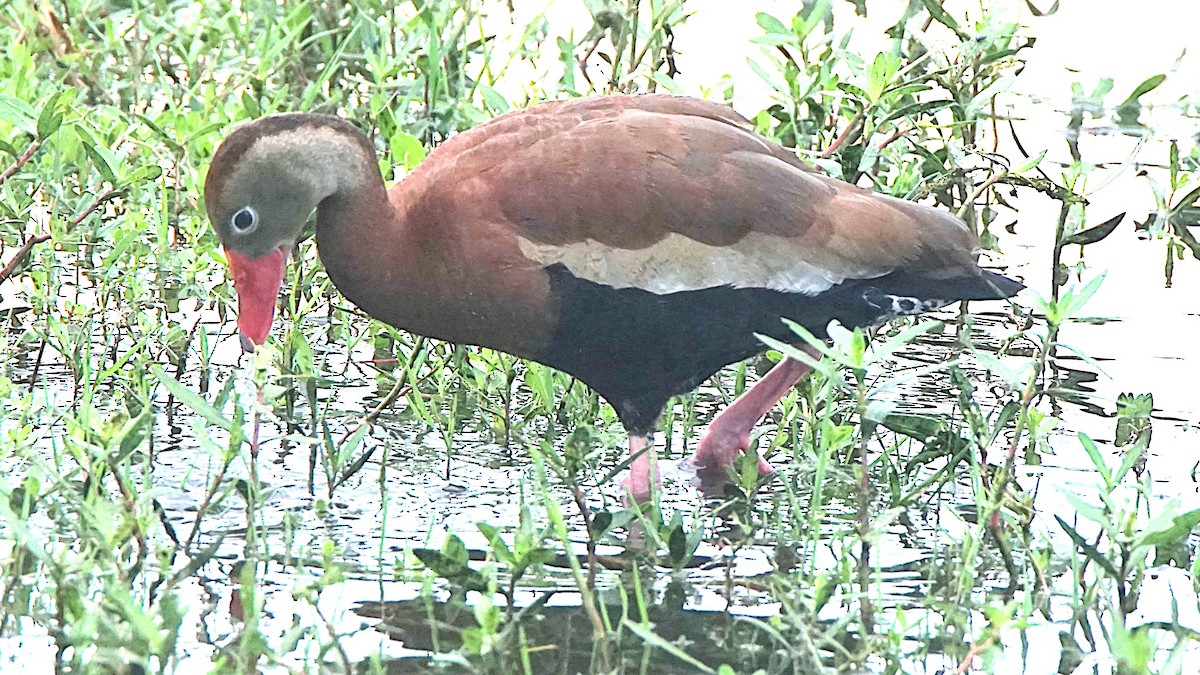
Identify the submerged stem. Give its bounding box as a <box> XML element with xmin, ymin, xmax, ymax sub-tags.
<box><xmin>855</xmin><ymin>372</ymin><xmax>875</xmax><ymax>635</ymax></box>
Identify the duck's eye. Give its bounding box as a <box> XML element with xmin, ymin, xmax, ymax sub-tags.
<box><xmin>230</xmin><ymin>207</ymin><xmax>257</xmax><ymax>233</ymax></box>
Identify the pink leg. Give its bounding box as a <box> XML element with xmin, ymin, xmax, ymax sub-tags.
<box><xmin>686</xmin><ymin>348</ymin><xmax>819</xmax><ymax>495</ymax></box>
<box><xmin>622</xmin><ymin>433</ymin><xmax>657</xmax><ymax>504</ymax></box>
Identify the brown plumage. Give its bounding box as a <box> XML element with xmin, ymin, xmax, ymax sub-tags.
<box><xmin>204</xmin><ymin>94</ymin><xmax>1022</xmax><ymax>502</ymax></box>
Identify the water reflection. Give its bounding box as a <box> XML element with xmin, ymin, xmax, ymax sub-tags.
<box><xmin>358</xmin><ymin>579</ymin><xmax>818</xmax><ymax>674</ymax></box>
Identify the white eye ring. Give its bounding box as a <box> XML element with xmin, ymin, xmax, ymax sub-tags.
<box><xmin>230</xmin><ymin>206</ymin><xmax>258</xmax><ymax>234</ymax></box>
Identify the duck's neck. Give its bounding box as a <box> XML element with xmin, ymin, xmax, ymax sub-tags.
<box><xmin>308</xmin><ymin>123</ymin><xmax>553</xmax><ymax>358</ymax></box>
<box><xmin>313</xmin><ymin>162</ymin><xmax>402</xmax><ymax>316</ymax></box>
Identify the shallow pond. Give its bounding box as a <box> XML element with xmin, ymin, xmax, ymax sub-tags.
<box><xmin>3</xmin><ymin>186</ymin><xmax>1196</xmax><ymax>672</ymax></box>
<box><xmin>1</xmin><ymin>3</ymin><xmax>1199</xmax><ymax>674</ymax></box>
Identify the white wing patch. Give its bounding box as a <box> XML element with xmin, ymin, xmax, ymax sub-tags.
<box><xmin>517</xmin><ymin>232</ymin><xmax>849</xmax><ymax>295</ymax></box>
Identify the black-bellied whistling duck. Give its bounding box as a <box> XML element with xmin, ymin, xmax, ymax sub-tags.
<box><xmin>204</xmin><ymin>94</ymin><xmax>1022</xmax><ymax>503</ymax></box>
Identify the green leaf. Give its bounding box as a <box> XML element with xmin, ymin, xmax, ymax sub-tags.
<box><xmin>758</xmin><ymin>331</ymin><xmax>841</xmax><ymax>383</ymax></box>
<box><xmin>0</xmin><ymin>95</ymin><xmax>38</xmax><ymax>136</ymax></box>
<box><xmin>413</xmin><ymin>535</ymin><xmax>488</xmax><ymax>592</ymax></box>
<box><xmin>881</xmin><ymin>413</ymin><xmax>945</xmax><ymax>440</ymax></box>
<box><xmin>330</xmin><ymin>426</ymin><xmax>372</xmax><ymax>490</ymax></box>
<box><xmin>1113</xmin><ymin>438</ymin><xmax>1147</xmax><ymax>484</ymax></box>
<box><xmin>1010</xmin><ymin>149</ymin><xmax>1046</xmax><ymax>175</ymax></box>
<box><xmin>1062</xmin><ymin>212</ymin><xmax>1125</xmax><ymax>246</ymax></box>
<box><xmin>389</xmin><ymin>131</ymin><xmax>426</xmax><ymax>171</ymax></box>
<box><xmin>746</xmin><ymin>57</ymin><xmax>784</xmax><ymax>91</ymax></box>
<box><xmin>589</xmin><ymin>510</ymin><xmax>614</xmax><ymax>537</ymax></box>
<box><xmin>1168</xmin><ymin>181</ymin><xmax>1200</xmax><ymax>217</ymax></box>
<box><xmin>133</xmin><ymin>113</ymin><xmax>184</xmax><ymax>151</ymax></box>
<box><xmin>1170</xmin><ymin>140</ymin><xmax>1180</xmax><ymax>188</ymax></box>
<box><xmin>1055</xmin><ymin>515</ymin><xmax>1120</xmax><ymax>578</ymax></box>
<box><xmin>442</xmin><ymin>533</ymin><xmax>469</xmax><ymax>567</ymax></box>
<box><xmin>755</xmin><ymin>12</ymin><xmax>789</xmax><ymax>35</ymax></box>
<box><xmin>1060</xmin><ymin>492</ymin><xmax>1114</xmax><ymax>533</ymax></box>
<box><xmin>812</xmin><ymin>571</ymin><xmax>837</xmax><ymax>614</ymax></box>
<box><xmin>1139</xmin><ymin>507</ymin><xmax>1200</xmax><ymax>549</ymax></box>
<box><xmin>1088</xmin><ymin>78</ymin><xmax>1114</xmax><ymax>104</ymax></box>
<box><xmin>869</xmin><ymin>320</ymin><xmax>940</xmax><ymax>363</ymax></box>
<box><xmin>36</xmin><ymin>91</ymin><xmax>68</xmax><ymax>140</ymax></box>
<box><xmin>880</xmin><ymin>99</ymin><xmax>953</xmax><ymax>127</ymax></box>
<box><xmin>115</xmin><ymin>410</ymin><xmax>152</xmax><ymax>462</ymax></box>
<box><xmin>413</xmin><ymin>547</ymin><xmax>460</xmax><ymax>575</ymax></box>
<box><xmin>623</xmin><ymin>619</ymin><xmax>716</xmax><ymax>674</ymax></box>
<box><xmin>667</xmin><ymin>523</ymin><xmax>688</xmax><ymax>564</ymax></box>
<box><xmin>151</xmin><ymin>365</ymin><xmax>233</xmax><ymax>431</ymax></box>
<box><xmin>797</xmin><ymin>0</ymin><xmax>833</xmax><ymax>40</ymax></box>
<box><xmin>1051</xmin><ymin>273</ymin><xmax>1106</xmax><ymax>324</ymax></box>
<box><xmin>1124</xmin><ymin>74</ymin><xmax>1166</xmax><ymax>104</ymax></box>
<box><xmin>478</xmin><ymin>83</ymin><xmax>511</xmax><ymax>114</ymax></box>
<box><xmin>750</xmin><ymin>33</ymin><xmax>797</xmax><ymax>47</ymax></box>
<box><xmin>478</xmin><ymin>523</ymin><xmax>515</xmax><ymax>565</ymax></box>
<box><xmin>129</xmin><ymin>164</ymin><xmax>163</xmax><ymax>182</ymax></box>
<box><xmin>1023</xmin><ymin>0</ymin><xmax>1059</xmax><ymax>16</ymax></box>
<box><xmin>919</xmin><ymin>0</ymin><xmax>968</xmax><ymax>39</ymax></box>
<box><xmin>75</xmin><ymin>126</ymin><xmax>119</xmax><ymax>182</ymax></box>
<box><xmin>650</xmin><ymin>71</ymin><xmax>683</xmax><ymax>94</ymax></box>
<box><xmin>1077</xmin><ymin>432</ymin><xmax>1111</xmax><ymax>487</ymax></box>
<box><xmin>867</xmin><ymin>52</ymin><xmax>901</xmax><ymax>101</ymax></box>
<box><xmin>1115</xmin><ymin>392</ymin><xmax>1154</xmax><ymax>445</ymax></box>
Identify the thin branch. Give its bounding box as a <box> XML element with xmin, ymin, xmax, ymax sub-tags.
<box><xmin>0</xmin><ymin>139</ymin><xmax>41</xmax><ymax>187</ymax></box>
<box><xmin>876</xmin><ymin>125</ymin><xmax>912</xmax><ymax>151</ymax></box>
<box><xmin>913</xmin><ymin>169</ymin><xmax>1084</xmax><ymax>206</ymax></box>
<box><xmin>0</xmin><ymin>236</ymin><xmax>47</xmax><ymax>285</ymax></box>
<box><xmin>339</xmin><ymin>335</ymin><xmax>428</xmax><ymax>446</ymax></box>
<box><xmin>821</xmin><ymin>110</ymin><xmax>865</xmax><ymax>159</ymax></box>
<box><xmin>0</xmin><ymin>189</ymin><xmax>121</xmax><ymax>284</ymax></box>
<box><xmin>953</xmin><ymin>632</ymin><xmax>997</xmax><ymax>674</ymax></box>
<box><xmin>955</xmin><ymin>168</ymin><xmax>1009</xmax><ymax>220</ymax></box>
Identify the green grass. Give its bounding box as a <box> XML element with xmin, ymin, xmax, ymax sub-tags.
<box><xmin>0</xmin><ymin>1</ymin><xmax>1198</xmax><ymax>673</ymax></box>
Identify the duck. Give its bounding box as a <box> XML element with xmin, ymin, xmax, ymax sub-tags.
<box><xmin>203</xmin><ymin>94</ymin><xmax>1023</xmax><ymax>504</ymax></box>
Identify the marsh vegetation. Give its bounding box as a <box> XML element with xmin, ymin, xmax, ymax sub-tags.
<box><xmin>0</xmin><ymin>1</ymin><xmax>1197</xmax><ymax>673</ymax></box>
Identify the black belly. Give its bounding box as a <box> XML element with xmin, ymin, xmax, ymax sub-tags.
<box><xmin>531</xmin><ymin>263</ymin><xmax>1021</xmax><ymax>435</ymax></box>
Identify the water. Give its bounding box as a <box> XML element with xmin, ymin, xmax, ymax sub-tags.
<box><xmin>5</xmin><ymin>158</ymin><xmax>1195</xmax><ymax>673</ymax></box>
<box><xmin>8</xmin><ymin>230</ymin><xmax>1193</xmax><ymax>672</ymax></box>
<box><xmin>4</xmin><ymin>3</ymin><xmax>1200</xmax><ymax>672</ymax></box>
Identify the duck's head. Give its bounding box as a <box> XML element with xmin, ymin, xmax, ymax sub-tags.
<box><xmin>203</xmin><ymin>114</ymin><xmax>374</xmax><ymax>349</ymax></box>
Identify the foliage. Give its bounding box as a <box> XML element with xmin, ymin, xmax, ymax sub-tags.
<box><xmin>0</xmin><ymin>1</ymin><xmax>1195</xmax><ymax>673</ymax></box>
